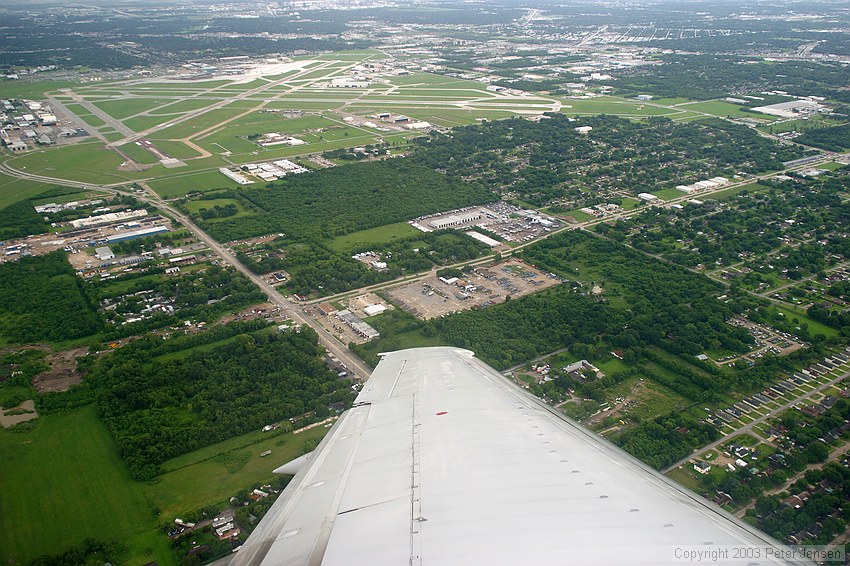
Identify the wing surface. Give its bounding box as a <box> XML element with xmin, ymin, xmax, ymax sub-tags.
<box><xmin>231</xmin><ymin>347</ymin><xmax>811</xmax><ymax>565</ymax></box>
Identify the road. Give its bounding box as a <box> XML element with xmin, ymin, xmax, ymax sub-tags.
<box><xmin>135</xmin><ymin>183</ymin><xmax>372</xmax><ymax>379</ymax></box>
<box><xmin>0</xmin><ymin>103</ymin><xmax>845</xmax><ymax>383</ymax></box>
<box><xmin>661</xmin><ymin>366</ymin><xmax>850</xmax><ymax>473</ymax></box>
<box><xmin>0</xmin><ymin>155</ymin><xmax>372</xmax><ymax>378</ymax></box>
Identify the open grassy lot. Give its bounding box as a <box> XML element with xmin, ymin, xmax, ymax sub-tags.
<box><xmin>401</xmin><ymin>108</ymin><xmax>518</xmax><ymax>127</ymax></box>
<box><xmin>0</xmin><ymin>80</ymin><xmax>83</xmax><ymax>100</ymax></box>
<box><xmin>147</xmin><ymin>425</ymin><xmax>327</xmax><ymax>518</ymax></box>
<box><xmin>0</xmin><ymin>406</ymin><xmax>160</xmax><ymax>564</ymax></box>
<box><xmin>94</xmin><ymin>98</ymin><xmax>174</xmax><ymax>119</ymax></box>
<box><xmin>326</xmin><ymin>221</ymin><xmax>420</xmax><ymax>252</ymax></box>
<box><xmin>147</xmin><ymin>98</ymin><xmax>215</xmax><ymax>115</ymax></box>
<box><xmin>0</xmin><ymin>400</ymin><xmax>329</xmax><ymax>564</ymax></box>
<box><xmin>0</xmin><ymin>171</ymin><xmax>69</xmax><ymax>210</ymax></box>
<box><xmin>182</xmin><ymin>197</ymin><xmax>254</xmax><ymax>220</ymax></box>
<box><xmin>545</xmin><ymin>208</ymin><xmax>592</xmax><ymax>221</ymax></box>
<box><xmin>561</xmin><ymin>97</ymin><xmax>679</xmax><ymax>116</ymax></box>
<box><xmin>117</xmin><ymin>141</ymin><xmax>160</xmax><ymax>165</ymax></box>
<box><xmin>147</xmin><ymin>170</ymin><xmax>246</xmax><ymax>198</ymax></box>
<box><xmin>151</xmin><ymin>139</ymin><xmax>204</xmax><ymax>160</ymax></box>
<box><xmin>77</xmin><ymin>112</ymin><xmax>107</xmax><ymax>128</ymax></box>
<box><xmin>709</xmin><ymin>182</ymin><xmax>770</xmax><ymax>200</ymax></box>
<box><xmin>194</xmin><ymin>113</ymin><xmax>335</xmax><ymax>155</ymax></box>
<box><xmin>148</xmin><ymin>108</ymin><xmax>251</xmax><ymax>139</ymax></box>
<box><xmin>771</xmin><ymin>304</ymin><xmax>838</xmax><ymax>339</ymax></box>
<box><xmin>123</xmin><ymin>113</ymin><xmax>188</xmax><ymax>133</ymax></box>
<box><xmin>652</xmin><ymin>187</ymin><xmax>686</xmax><ymax>200</ymax></box>
<box><xmin>7</xmin><ymin>142</ymin><xmax>148</xmax><ymax>184</ymax></box>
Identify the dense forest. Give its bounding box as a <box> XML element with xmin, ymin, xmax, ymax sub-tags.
<box><xmin>92</xmin><ymin>327</ymin><xmax>353</xmax><ymax>480</ymax></box>
<box><xmin>0</xmin><ymin>251</ymin><xmax>102</xmax><ymax>343</ymax></box>
<box><xmin>200</xmin><ymin>160</ymin><xmax>494</xmax><ymax>242</ymax></box>
<box><xmin>797</xmin><ymin>124</ymin><xmax>850</xmax><ymax>152</ymax></box>
<box><xmin>0</xmin><ymin>199</ymin><xmax>48</xmax><ymax>240</ymax></box>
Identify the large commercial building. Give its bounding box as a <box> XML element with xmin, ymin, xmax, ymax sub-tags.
<box><xmin>106</xmin><ymin>225</ymin><xmax>168</xmax><ymax>244</ymax></box>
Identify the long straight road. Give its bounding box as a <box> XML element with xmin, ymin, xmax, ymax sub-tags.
<box><xmin>0</xmin><ymin>154</ymin><xmax>373</xmax><ymax>377</ymax></box>
<box><xmin>136</xmin><ymin>183</ymin><xmax>372</xmax><ymax>379</ymax></box>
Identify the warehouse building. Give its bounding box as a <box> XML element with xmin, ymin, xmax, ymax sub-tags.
<box><xmin>106</xmin><ymin>225</ymin><xmax>168</xmax><ymax>244</ymax></box>
<box><xmin>429</xmin><ymin>211</ymin><xmax>483</xmax><ymax>230</ymax></box>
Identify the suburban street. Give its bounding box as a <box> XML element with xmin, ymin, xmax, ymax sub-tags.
<box><xmin>662</xmin><ymin>366</ymin><xmax>850</xmax><ymax>473</ymax></box>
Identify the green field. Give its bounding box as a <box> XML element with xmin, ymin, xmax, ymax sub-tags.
<box><xmin>117</xmin><ymin>141</ymin><xmax>160</xmax><ymax>165</ymax></box>
<box><xmin>77</xmin><ymin>112</ymin><xmax>107</xmax><ymax>128</ymax></box>
<box><xmin>147</xmin><ymin>98</ymin><xmax>214</xmax><ymax>115</ymax></box>
<box><xmin>0</xmin><ymin>172</ymin><xmax>70</xmax><ymax>210</ymax></box>
<box><xmin>147</xmin><ymin>170</ymin><xmax>245</xmax><ymax>197</ymax></box>
<box><xmin>147</xmin><ymin>425</ymin><xmax>327</xmax><ymax>518</ymax></box>
<box><xmin>0</xmin><ymin>406</ymin><xmax>161</xmax><ymax>564</ymax></box>
<box><xmin>652</xmin><ymin>187</ymin><xmax>686</xmax><ymax>200</ymax></box>
<box><xmin>0</xmin><ymin>80</ymin><xmax>83</xmax><ymax>100</ymax></box>
<box><xmin>326</xmin><ymin>221</ymin><xmax>420</xmax><ymax>252</ymax></box>
<box><xmin>547</xmin><ymin>208</ymin><xmax>592</xmax><ymax>221</ymax></box>
<box><xmin>819</xmin><ymin>161</ymin><xmax>846</xmax><ymax>171</ymax></box>
<box><xmin>709</xmin><ymin>182</ymin><xmax>770</xmax><ymax>200</ymax></box>
<box><xmin>194</xmin><ymin>113</ymin><xmax>335</xmax><ymax>156</ymax></box>
<box><xmin>6</xmin><ymin>142</ymin><xmax>148</xmax><ymax>184</ymax></box>
<box><xmin>94</xmin><ymin>98</ymin><xmax>174</xmax><ymax>119</ymax></box>
<box><xmin>152</xmin><ymin>139</ymin><xmax>203</xmax><ymax>160</ymax></box>
<box><xmin>771</xmin><ymin>304</ymin><xmax>838</xmax><ymax>339</ymax></box>
<box><xmin>182</xmin><ymin>197</ymin><xmax>254</xmax><ymax>220</ymax></box>
<box><xmin>561</xmin><ymin>97</ymin><xmax>680</xmax><ymax>117</ymax></box>
<box><xmin>147</xmin><ymin>108</ymin><xmax>250</xmax><ymax>139</ymax></box>
<box><xmin>0</xmin><ymin>400</ymin><xmax>329</xmax><ymax>564</ymax></box>
<box><xmin>124</xmin><ymin>113</ymin><xmax>187</xmax><ymax>133</ymax></box>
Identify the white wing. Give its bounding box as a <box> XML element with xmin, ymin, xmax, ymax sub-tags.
<box><xmin>231</xmin><ymin>347</ymin><xmax>811</xmax><ymax>566</ymax></box>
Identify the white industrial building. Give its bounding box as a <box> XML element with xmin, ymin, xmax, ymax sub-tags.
<box><xmin>429</xmin><ymin>211</ymin><xmax>483</xmax><ymax>230</ymax></box>
<box><xmin>751</xmin><ymin>99</ymin><xmax>822</xmax><ymax>119</ymax></box>
<box><xmin>219</xmin><ymin>168</ymin><xmax>254</xmax><ymax>185</ymax></box>
<box><xmin>95</xmin><ymin>246</ymin><xmax>115</xmax><ymax>261</ymax></box>
<box><xmin>465</xmin><ymin>231</ymin><xmax>500</xmax><ymax>247</ymax></box>
<box><xmin>69</xmin><ymin>209</ymin><xmax>148</xmax><ymax>229</ymax></box>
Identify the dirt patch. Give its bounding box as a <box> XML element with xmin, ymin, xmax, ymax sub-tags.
<box><xmin>0</xmin><ymin>399</ymin><xmax>38</xmax><ymax>428</ymax></box>
<box><xmin>587</xmin><ymin>380</ymin><xmax>646</xmax><ymax>427</ymax></box>
<box><xmin>31</xmin><ymin>347</ymin><xmax>90</xmax><ymax>393</ymax></box>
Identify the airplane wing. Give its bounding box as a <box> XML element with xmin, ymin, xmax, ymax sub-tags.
<box><xmin>231</xmin><ymin>347</ymin><xmax>811</xmax><ymax>565</ymax></box>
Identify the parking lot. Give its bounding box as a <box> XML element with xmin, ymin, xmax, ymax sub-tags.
<box><xmin>386</xmin><ymin>260</ymin><xmax>562</xmax><ymax>319</ymax></box>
